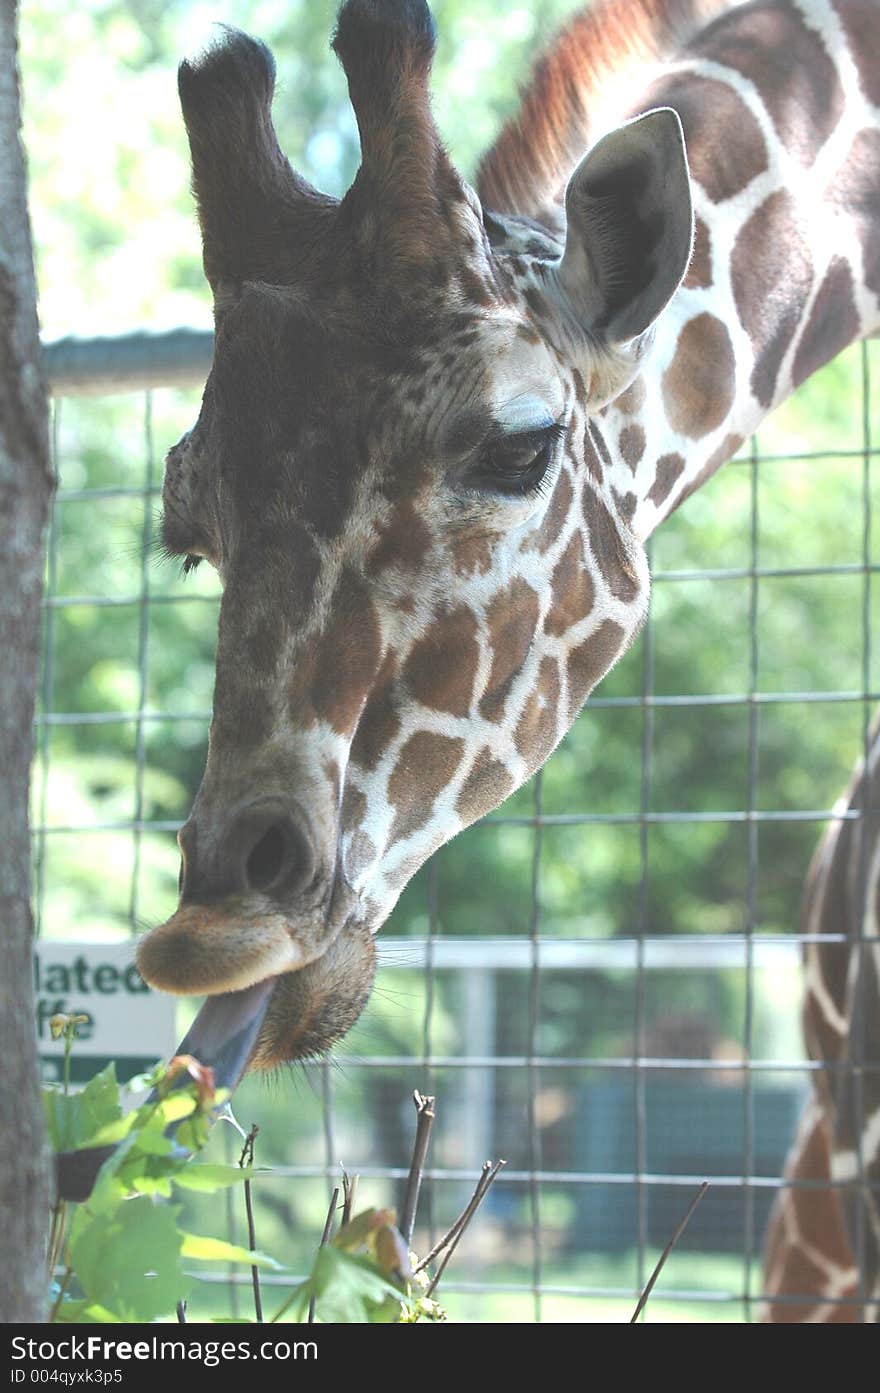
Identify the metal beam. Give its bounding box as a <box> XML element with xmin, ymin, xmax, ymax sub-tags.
<box><xmin>42</xmin><ymin>327</ymin><xmax>213</xmax><ymax>396</ymax></box>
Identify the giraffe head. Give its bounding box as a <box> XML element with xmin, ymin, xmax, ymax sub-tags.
<box><xmin>136</xmin><ymin>0</ymin><xmax>693</xmax><ymax>1079</ymax></box>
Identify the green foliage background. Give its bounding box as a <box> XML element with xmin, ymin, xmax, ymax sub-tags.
<box><xmin>21</xmin><ymin>0</ymin><xmax>879</xmax><ymax>1320</ymax></box>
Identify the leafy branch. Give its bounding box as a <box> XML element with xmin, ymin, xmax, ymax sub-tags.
<box><xmin>42</xmin><ymin>1020</ymin><xmax>280</xmax><ymax>1324</ymax></box>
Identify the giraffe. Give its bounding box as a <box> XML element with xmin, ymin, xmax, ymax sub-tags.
<box><xmin>133</xmin><ymin>0</ymin><xmax>880</xmax><ymax>1285</ymax></box>
<box><xmin>762</xmin><ymin>716</ymin><xmax>880</xmax><ymax>1322</ymax></box>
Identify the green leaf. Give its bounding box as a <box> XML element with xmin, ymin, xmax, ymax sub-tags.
<box><xmin>172</xmin><ymin>1163</ymin><xmax>262</xmax><ymax>1193</ymax></box>
<box><xmin>307</xmin><ymin>1248</ymin><xmax>405</xmax><ymax>1324</ymax></box>
<box><xmin>174</xmin><ymin>1114</ymin><xmax>212</xmax><ymax>1153</ymax></box>
<box><xmin>78</xmin><ymin>1112</ymin><xmax>138</xmax><ymax>1148</ymax></box>
<box><xmin>43</xmin><ymin>1063</ymin><xmax>122</xmax><ymax>1153</ymax></box>
<box><xmin>85</xmin><ymin>1129</ymin><xmax>146</xmax><ymax>1212</ymax></box>
<box><xmin>149</xmin><ymin>1093</ymin><xmax>198</xmax><ymax>1126</ymax></box>
<box><xmin>75</xmin><ymin>1063</ymin><xmax>122</xmax><ymax>1141</ymax></box>
<box><xmin>269</xmin><ymin>1281</ymin><xmax>311</xmax><ymax>1325</ymax></box>
<box><xmin>69</xmin><ymin>1195</ymin><xmax>190</xmax><ymax>1322</ymax></box>
<box><xmin>124</xmin><ymin>1067</ymin><xmax>165</xmax><ymax>1094</ymax></box>
<box><xmin>125</xmin><ymin>1125</ymin><xmax>175</xmax><ymax>1157</ymax></box>
<box><xmin>43</xmin><ymin>1090</ymin><xmax>78</xmax><ymax>1153</ymax></box>
<box><xmin>179</xmin><ymin>1232</ymin><xmax>284</xmax><ymax>1269</ymax></box>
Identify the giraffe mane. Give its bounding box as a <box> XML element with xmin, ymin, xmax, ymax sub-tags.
<box><xmin>476</xmin><ymin>0</ymin><xmax>738</xmax><ymax>226</ymax></box>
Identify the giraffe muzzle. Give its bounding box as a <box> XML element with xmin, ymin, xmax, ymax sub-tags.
<box><xmin>134</xmin><ymin>792</ymin><xmax>344</xmax><ymax>997</ymax></box>
<box><xmin>178</xmin><ymin>798</ymin><xmax>320</xmax><ymax>904</ymax></box>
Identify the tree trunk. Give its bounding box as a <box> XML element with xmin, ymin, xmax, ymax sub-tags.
<box><xmin>0</xmin><ymin>0</ymin><xmax>54</xmax><ymax>1324</ymax></box>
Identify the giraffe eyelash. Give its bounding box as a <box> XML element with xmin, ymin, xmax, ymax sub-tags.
<box><xmin>477</xmin><ymin>420</ymin><xmax>566</xmax><ymax>497</ymax></box>
<box><xmin>150</xmin><ymin>536</ymin><xmax>206</xmax><ymax>578</ymax></box>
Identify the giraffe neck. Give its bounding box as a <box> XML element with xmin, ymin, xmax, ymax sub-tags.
<box><xmin>763</xmin><ymin>714</ymin><xmax>880</xmax><ymax>1320</ymax></box>
<box><xmin>586</xmin><ymin>0</ymin><xmax>880</xmax><ymax>542</ymax></box>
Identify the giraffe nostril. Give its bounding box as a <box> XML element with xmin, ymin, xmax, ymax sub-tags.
<box><xmin>245</xmin><ymin>823</ymin><xmax>288</xmax><ymax>892</ymax></box>
<box><xmin>180</xmin><ymin>803</ymin><xmax>317</xmax><ymax>902</ymax></box>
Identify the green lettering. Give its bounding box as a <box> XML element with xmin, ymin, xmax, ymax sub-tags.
<box><xmin>44</xmin><ymin>964</ymin><xmax>70</xmax><ymax>995</ymax></box>
<box><xmin>124</xmin><ymin>965</ymin><xmax>150</xmax><ymax>994</ymax></box>
<box><xmin>94</xmin><ymin>964</ymin><xmax>119</xmax><ymax>994</ymax></box>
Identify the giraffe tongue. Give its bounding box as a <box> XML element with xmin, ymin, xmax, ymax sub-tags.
<box><xmin>54</xmin><ymin>978</ymin><xmax>277</xmax><ymax>1203</ymax></box>
<box><xmin>173</xmin><ymin>976</ymin><xmax>276</xmax><ymax>1096</ymax></box>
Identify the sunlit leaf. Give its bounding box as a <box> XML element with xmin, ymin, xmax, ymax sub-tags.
<box><xmin>43</xmin><ymin>1063</ymin><xmax>122</xmax><ymax>1153</ymax></box>
<box><xmin>172</xmin><ymin>1163</ymin><xmax>262</xmax><ymax>1193</ymax></box>
<box><xmin>307</xmin><ymin>1248</ymin><xmax>405</xmax><ymax>1324</ymax></box>
<box><xmin>332</xmin><ymin>1208</ymin><xmax>395</xmax><ymax>1251</ymax></box>
<box><xmin>69</xmin><ymin>1195</ymin><xmax>189</xmax><ymax>1322</ymax></box>
<box><xmin>178</xmin><ymin>1232</ymin><xmax>283</xmax><ymax>1268</ymax></box>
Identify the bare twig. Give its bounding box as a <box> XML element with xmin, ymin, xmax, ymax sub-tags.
<box><xmin>630</xmin><ymin>1181</ymin><xmax>710</xmax><ymax>1324</ymax></box>
<box><xmin>415</xmin><ymin>1159</ymin><xmax>500</xmax><ymax>1275</ymax></box>
<box><xmin>341</xmin><ymin>1169</ymin><xmax>359</xmax><ymax>1228</ymax></box>
<box><xmin>176</xmin><ymin>1301</ymin><xmax>187</xmax><ymax>1324</ymax></box>
<box><xmin>47</xmin><ymin>1199</ymin><xmax>67</xmax><ymax>1278</ymax></box>
<box><xmin>238</xmin><ymin>1124</ymin><xmax>262</xmax><ymax>1322</ymax></box>
<box><xmin>424</xmin><ymin>1159</ymin><xmax>506</xmax><ymax>1297</ymax></box>
<box><xmin>307</xmin><ymin>1185</ymin><xmax>340</xmax><ymax>1325</ymax></box>
<box><xmin>400</xmin><ymin>1091</ymin><xmax>435</xmax><ymax>1247</ymax></box>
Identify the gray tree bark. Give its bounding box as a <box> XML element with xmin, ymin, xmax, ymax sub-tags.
<box><xmin>0</xmin><ymin>0</ymin><xmax>54</xmax><ymax>1324</ymax></box>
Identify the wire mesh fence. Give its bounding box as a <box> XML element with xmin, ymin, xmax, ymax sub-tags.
<box><xmin>33</xmin><ymin>327</ymin><xmax>878</xmax><ymax>1322</ymax></box>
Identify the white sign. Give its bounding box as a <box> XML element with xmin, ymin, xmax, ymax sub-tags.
<box><xmin>35</xmin><ymin>941</ymin><xmax>177</xmax><ymax>1085</ymax></box>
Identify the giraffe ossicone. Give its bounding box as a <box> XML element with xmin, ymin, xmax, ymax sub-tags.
<box><xmin>136</xmin><ymin>0</ymin><xmax>880</xmax><ymax>1094</ymax></box>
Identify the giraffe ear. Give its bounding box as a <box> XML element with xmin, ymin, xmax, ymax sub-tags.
<box><xmin>556</xmin><ymin>108</ymin><xmax>693</xmax><ymax>345</ymax></box>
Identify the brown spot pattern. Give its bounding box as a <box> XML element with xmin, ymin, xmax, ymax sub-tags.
<box><xmin>452</xmin><ymin>532</ymin><xmax>493</xmax><ymax>576</ymax></box>
<box><xmin>676</xmin><ymin>434</ymin><xmax>745</xmax><ymax>510</ymax></box>
<box><xmin>618</xmin><ymin>423</ymin><xmax>645</xmax><ymax>472</ymax></box>
<box><xmin>611</xmin><ymin>488</ymin><xmax>637</xmax><ymax>525</ymax></box>
<box><xmin>343</xmin><ymin>829</ymin><xmax>377</xmax><ymax>882</ymax></box>
<box><xmin>455</xmin><ymin>747</ymin><xmax>514</xmax><ymax>824</ymax></box>
<box><xmin>566</xmin><ymin>619</ymin><xmax>626</xmax><ymax>718</ymax></box>
<box><xmin>350</xmin><ymin>652</ymin><xmax>399</xmax><ymax>772</ymax></box>
<box><xmin>311</xmin><ymin>572</ymin><xmax>382</xmax><ymax>735</ymax></box>
<box><xmin>695</xmin><ymin>2</ymin><xmax>845</xmax><ymax>168</ymax></box>
<box><xmin>615</xmin><ymin>375</ymin><xmax>646</xmax><ymax>415</ymax></box>
<box><xmin>834</xmin><ymin>0</ymin><xmax>880</xmax><ymax>108</ymax></box>
<box><xmin>792</xmin><ymin>257</ymin><xmax>860</xmax><ymax>390</ymax></box>
<box><xmin>656</xmin><ymin>76</ymin><xmax>767</xmax><ymax>201</ymax></box>
<box><xmin>647</xmin><ymin>452</ymin><xmax>686</xmax><ymax>509</ymax></box>
<box><xmin>584</xmin><ymin>491</ymin><xmax>640</xmax><ymax>602</ymax></box>
<box><xmin>588</xmin><ymin>421</ymin><xmax>613</xmax><ymax>471</ymax></box>
<box><xmin>733</xmin><ymin>190</ymin><xmax>816</xmax><ymax>407</ymax></box>
<box><xmin>685</xmin><ymin>218</ymin><xmax>712</xmax><ymax>290</ymax></box>
<box><xmin>582</xmin><ymin>431</ymin><xmax>605</xmax><ymax>484</ymax></box>
<box><xmin>403</xmin><ymin>606</ymin><xmax>480</xmax><ymax>716</ymax></box>
<box><xmin>662</xmin><ymin>312</ymin><xmax>736</xmax><ymax>437</ymax></box>
<box><xmin>515</xmin><ymin>656</ymin><xmax>561</xmax><ymax>765</ymax></box>
<box><xmin>571</xmin><ymin>368</ymin><xmax>592</xmax><ymax>425</ymax></box>
<box><xmin>367</xmin><ymin>499</ymin><xmax>432</xmax><ymax>575</ymax></box>
<box><xmin>479</xmin><ymin>576</ymin><xmax>541</xmax><ymax>721</ymax></box>
<box><xmin>387</xmin><ymin>731</ymin><xmax>465</xmax><ymax>845</ymax></box>
<box><xmin>544</xmin><ymin>530</ymin><xmax>594</xmax><ymax>636</ymax></box>
<box><xmin>830</xmin><ymin>128</ymin><xmax>880</xmax><ymax>300</ymax></box>
<box><xmin>789</xmin><ymin>1112</ymin><xmax>856</xmax><ymax>1267</ymax></box>
<box><xmin>533</xmin><ymin>467</ymin><xmax>574</xmax><ymax>555</ymax></box>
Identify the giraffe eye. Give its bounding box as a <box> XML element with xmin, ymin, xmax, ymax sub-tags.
<box><xmin>477</xmin><ymin>422</ymin><xmax>565</xmax><ymax>496</ymax></box>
